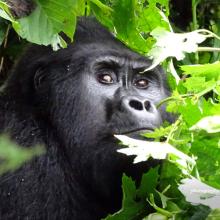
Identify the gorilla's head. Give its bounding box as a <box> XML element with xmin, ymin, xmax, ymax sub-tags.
<box><xmin>5</xmin><ymin>17</ymin><xmax>169</xmax><ymax>217</ymax></box>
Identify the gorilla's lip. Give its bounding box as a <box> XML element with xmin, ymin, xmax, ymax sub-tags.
<box><xmin>116</xmin><ymin>128</ymin><xmax>153</xmax><ymax>140</ymax></box>
<box><xmin>122</xmin><ymin>128</ymin><xmax>153</xmax><ymax>135</ymax></box>
<box><xmin>115</xmin><ymin>128</ymin><xmax>154</xmax><ymax>136</ymax></box>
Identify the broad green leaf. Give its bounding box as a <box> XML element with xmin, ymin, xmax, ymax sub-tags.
<box><xmin>73</xmin><ymin>0</ymin><xmax>85</xmax><ymax>15</ymax></box>
<box><xmin>190</xmin><ymin>134</ymin><xmax>220</xmax><ymax>189</ymax></box>
<box><xmin>181</xmin><ymin>62</ymin><xmax>220</xmax><ymax>81</ymax></box>
<box><xmin>13</xmin><ymin>0</ymin><xmax>82</xmax><ymax>49</ymax></box>
<box><xmin>138</xmin><ymin>5</ymin><xmax>169</xmax><ymax>34</ymax></box>
<box><xmin>137</xmin><ymin>167</ymin><xmax>159</xmax><ymax>198</ymax></box>
<box><xmin>183</xmin><ymin>77</ymin><xmax>217</xmax><ymax>94</ymax></box>
<box><xmin>148</xmin><ymin>0</ymin><xmax>169</xmax><ymax>16</ymax></box>
<box><xmin>177</xmin><ymin>98</ymin><xmax>220</xmax><ymax>127</ymax></box>
<box><xmin>89</xmin><ymin>0</ymin><xmax>113</xmax><ymax>29</ymax></box>
<box><xmin>112</xmin><ymin>0</ymin><xmax>146</xmax><ymax>52</ymax></box>
<box><xmin>178</xmin><ymin>178</ymin><xmax>220</xmax><ymax>209</ymax></box>
<box><xmin>110</xmin><ymin>0</ymin><xmax>170</xmax><ymax>54</ymax></box>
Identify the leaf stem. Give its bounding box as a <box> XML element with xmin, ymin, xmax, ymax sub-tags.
<box><xmin>156</xmin><ymin>94</ymin><xmax>194</xmax><ymax>109</ymax></box>
<box><xmin>192</xmin><ymin>0</ymin><xmax>200</xmax><ymax>63</ymax></box>
<box><xmin>196</xmin><ymin>29</ymin><xmax>220</xmax><ymax>41</ymax></box>
<box><xmin>166</xmin><ymin>117</ymin><xmax>182</xmax><ymax>143</ymax></box>
<box><xmin>197</xmin><ymin>47</ymin><xmax>220</xmax><ymax>52</ymax></box>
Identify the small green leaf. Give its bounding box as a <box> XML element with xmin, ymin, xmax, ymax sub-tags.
<box><xmin>0</xmin><ymin>136</ymin><xmax>45</xmax><ymax>175</ymax></box>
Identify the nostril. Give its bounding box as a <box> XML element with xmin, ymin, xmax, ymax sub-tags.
<box><xmin>144</xmin><ymin>100</ymin><xmax>151</xmax><ymax>111</ymax></box>
<box><xmin>129</xmin><ymin>100</ymin><xmax>143</xmax><ymax>111</ymax></box>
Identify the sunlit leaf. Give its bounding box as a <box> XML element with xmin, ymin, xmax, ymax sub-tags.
<box><xmin>115</xmin><ymin>135</ymin><xmax>195</xmax><ymax>175</ymax></box>
<box><xmin>190</xmin><ymin>116</ymin><xmax>220</xmax><ymax>133</ymax></box>
<box><xmin>145</xmin><ymin>28</ymin><xmax>207</xmax><ymax>71</ymax></box>
<box><xmin>178</xmin><ymin>178</ymin><xmax>220</xmax><ymax>209</ymax></box>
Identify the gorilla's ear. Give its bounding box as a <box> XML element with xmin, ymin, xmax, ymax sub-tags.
<box><xmin>34</xmin><ymin>67</ymin><xmax>47</xmax><ymax>90</ymax></box>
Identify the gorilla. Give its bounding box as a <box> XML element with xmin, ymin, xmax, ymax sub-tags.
<box><xmin>0</xmin><ymin>18</ymin><xmax>169</xmax><ymax>220</ymax></box>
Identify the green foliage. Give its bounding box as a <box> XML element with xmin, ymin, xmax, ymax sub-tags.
<box><xmin>0</xmin><ymin>136</ymin><xmax>45</xmax><ymax>174</ymax></box>
<box><xmin>96</xmin><ymin>0</ymin><xmax>170</xmax><ymax>54</ymax></box>
<box><xmin>0</xmin><ymin>0</ymin><xmax>85</xmax><ymax>49</ymax></box>
<box><xmin>0</xmin><ymin>0</ymin><xmax>220</xmax><ymax>219</ymax></box>
<box><xmin>104</xmin><ymin>167</ymin><xmax>159</xmax><ymax>220</ymax></box>
<box><xmin>15</xmin><ymin>0</ymin><xmax>77</xmax><ymax>50</ymax></box>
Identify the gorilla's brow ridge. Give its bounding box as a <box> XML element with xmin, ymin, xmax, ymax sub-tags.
<box><xmin>94</xmin><ymin>55</ymin><xmax>151</xmax><ymax>70</ymax></box>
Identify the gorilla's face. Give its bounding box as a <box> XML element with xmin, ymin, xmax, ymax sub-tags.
<box><xmin>48</xmin><ymin>41</ymin><xmax>168</xmax><ymax>146</ymax></box>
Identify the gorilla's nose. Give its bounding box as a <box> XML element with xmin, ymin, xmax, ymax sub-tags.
<box><xmin>128</xmin><ymin>98</ymin><xmax>152</xmax><ymax>112</ymax></box>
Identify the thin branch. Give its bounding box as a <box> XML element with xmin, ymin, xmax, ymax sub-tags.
<box><xmin>197</xmin><ymin>47</ymin><xmax>220</xmax><ymax>52</ymax></box>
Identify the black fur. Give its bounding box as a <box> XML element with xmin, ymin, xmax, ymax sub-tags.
<box><xmin>6</xmin><ymin>0</ymin><xmax>35</xmax><ymax>18</ymax></box>
<box><xmin>0</xmin><ymin>18</ymin><xmax>169</xmax><ymax>220</ymax></box>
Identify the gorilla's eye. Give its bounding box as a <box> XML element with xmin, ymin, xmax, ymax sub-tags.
<box><xmin>98</xmin><ymin>73</ymin><xmax>114</xmax><ymax>84</ymax></box>
<box><xmin>134</xmin><ymin>79</ymin><xmax>149</xmax><ymax>89</ymax></box>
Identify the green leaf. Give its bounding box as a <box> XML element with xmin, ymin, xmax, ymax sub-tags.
<box><xmin>138</xmin><ymin>6</ymin><xmax>169</xmax><ymax>34</ymax></box>
<box><xmin>206</xmin><ymin>209</ymin><xmax>220</xmax><ymax>220</ymax></box>
<box><xmin>137</xmin><ymin>167</ymin><xmax>159</xmax><ymax>198</ymax></box>
<box><xmin>103</xmin><ymin>175</ymin><xmax>144</xmax><ymax>220</ymax></box>
<box><xmin>13</xmin><ymin>0</ymin><xmax>83</xmax><ymax>49</ymax></box>
<box><xmin>89</xmin><ymin>0</ymin><xmax>113</xmax><ymax>30</ymax></box>
<box><xmin>148</xmin><ymin>0</ymin><xmax>169</xmax><ymax>15</ymax></box>
<box><xmin>190</xmin><ymin>134</ymin><xmax>220</xmax><ymax>189</ymax></box>
<box><xmin>0</xmin><ymin>136</ymin><xmax>45</xmax><ymax>175</ymax></box>
<box><xmin>112</xmin><ymin>0</ymin><xmax>146</xmax><ymax>51</ymax></box>
<box><xmin>104</xmin><ymin>167</ymin><xmax>159</xmax><ymax>220</ymax></box>
<box><xmin>177</xmin><ymin>98</ymin><xmax>203</xmax><ymax>126</ymax></box>
<box><xmin>181</xmin><ymin>62</ymin><xmax>220</xmax><ymax>81</ymax></box>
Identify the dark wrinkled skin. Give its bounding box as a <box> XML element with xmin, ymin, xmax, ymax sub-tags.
<box><xmin>0</xmin><ymin>18</ymin><xmax>170</xmax><ymax>220</ymax></box>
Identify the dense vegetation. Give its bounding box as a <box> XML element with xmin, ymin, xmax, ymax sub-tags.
<box><xmin>0</xmin><ymin>0</ymin><xmax>220</xmax><ymax>219</ymax></box>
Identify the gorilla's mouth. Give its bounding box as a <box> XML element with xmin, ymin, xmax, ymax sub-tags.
<box><xmin>116</xmin><ymin>128</ymin><xmax>153</xmax><ymax>139</ymax></box>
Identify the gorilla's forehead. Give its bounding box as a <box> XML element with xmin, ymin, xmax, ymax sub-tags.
<box><xmin>73</xmin><ymin>42</ymin><xmax>152</xmax><ymax>68</ymax></box>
